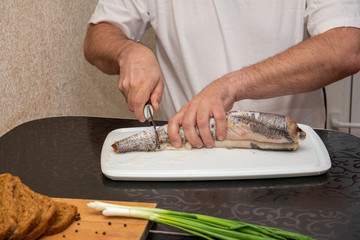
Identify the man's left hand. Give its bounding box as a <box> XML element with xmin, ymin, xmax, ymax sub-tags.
<box><xmin>167</xmin><ymin>76</ymin><xmax>235</xmax><ymax>149</ymax></box>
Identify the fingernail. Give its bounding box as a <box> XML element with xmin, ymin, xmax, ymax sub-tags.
<box><xmin>172</xmin><ymin>141</ymin><xmax>180</xmax><ymax>148</ymax></box>
<box><xmin>206</xmin><ymin>143</ymin><xmax>213</xmax><ymax>148</ymax></box>
<box><xmin>196</xmin><ymin>143</ymin><xmax>203</xmax><ymax>149</ymax></box>
<box><xmin>218</xmin><ymin>135</ymin><xmax>224</xmax><ymax>140</ymax></box>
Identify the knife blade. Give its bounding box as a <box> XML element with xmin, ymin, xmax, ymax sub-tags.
<box><xmin>144</xmin><ymin>100</ymin><xmax>160</xmax><ymax>149</ymax></box>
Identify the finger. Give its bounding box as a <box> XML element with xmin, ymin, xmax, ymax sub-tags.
<box><xmin>150</xmin><ymin>78</ymin><xmax>164</xmax><ymax>111</ymax></box>
<box><xmin>168</xmin><ymin>113</ymin><xmax>183</xmax><ymax>148</ymax></box>
<box><xmin>182</xmin><ymin>107</ymin><xmax>203</xmax><ymax>149</ymax></box>
<box><xmin>126</xmin><ymin>85</ymin><xmax>135</xmax><ymax>112</ymax></box>
<box><xmin>212</xmin><ymin>106</ymin><xmax>227</xmax><ymax>141</ymax></box>
<box><xmin>196</xmin><ymin>109</ymin><xmax>214</xmax><ymax>148</ymax></box>
<box><xmin>118</xmin><ymin>76</ymin><xmax>129</xmax><ymax>102</ymax></box>
<box><xmin>133</xmin><ymin>88</ymin><xmax>150</xmax><ymax>122</ymax></box>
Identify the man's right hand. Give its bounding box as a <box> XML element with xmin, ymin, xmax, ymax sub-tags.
<box><xmin>84</xmin><ymin>23</ymin><xmax>164</xmax><ymax>122</ymax></box>
<box><xmin>118</xmin><ymin>43</ymin><xmax>164</xmax><ymax>122</ymax></box>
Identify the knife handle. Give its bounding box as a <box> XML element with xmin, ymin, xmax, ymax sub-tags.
<box><xmin>144</xmin><ymin>100</ymin><xmax>154</xmax><ymax>120</ymax></box>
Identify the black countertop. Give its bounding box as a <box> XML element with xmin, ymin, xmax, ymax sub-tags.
<box><xmin>1</xmin><ymin>116</ymin><xmax>359</xmax><ymax>240</ymax></box>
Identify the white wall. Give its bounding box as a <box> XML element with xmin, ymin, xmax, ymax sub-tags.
<box><xmin>350</xmin><ymin>73</ymin><xmax>360</xmax><ymax>136</ymax></box>
<box><xmin>326</xmin><ymin>72</ymin><xmax>360</xmax><ymax>137</ymax></box>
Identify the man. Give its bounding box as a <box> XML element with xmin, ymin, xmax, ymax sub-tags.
<box><xmin>84</xmin><ymin>0</ymin><xmax>360</xmax><ymax>149</ymax></box>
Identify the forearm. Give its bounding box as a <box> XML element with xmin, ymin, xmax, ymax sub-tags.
<box><xmin>227</xmin><ymin>27</ymin><xmax>360</xmax><ymax>101</ymax></box>
<box><xmin>83</xmin><ymin>22</ymin><xmax>137</xmax><ymax>74</ymax></box>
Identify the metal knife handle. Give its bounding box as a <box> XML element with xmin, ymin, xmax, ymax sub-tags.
<box><xmin>143</xmin><ymin>100</ymin><xmax>160</xmax><ymax>149</ymax></box>
<box><xmin>144</xmin><ymin>100</ymin><xmax>154</xmax><ymax>120</ymax></box>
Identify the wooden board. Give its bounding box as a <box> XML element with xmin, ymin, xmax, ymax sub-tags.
<box><xmin>40</xmin><ymin>198</ymin><xmax>157</xmax><ymax>240</ymax></box>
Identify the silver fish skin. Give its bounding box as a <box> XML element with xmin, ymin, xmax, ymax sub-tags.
<box><xmin>111</xmin><ymin>111</ymin><xmax>306</xmax><ymax>153</ymax></box>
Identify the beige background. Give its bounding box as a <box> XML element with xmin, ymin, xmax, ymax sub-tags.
<box><xmin>0</xmin><ymin>0</ymin><xmax>156</xmax><ymax>137</ymax></box>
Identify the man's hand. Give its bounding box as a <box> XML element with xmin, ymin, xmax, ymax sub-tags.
<box><xmin>118</xmin><ymin>43</ymin><xmax>164</xmax><ymax>122</ymax></box>
<box><xmin>168</xmin><ymin>76</ymin><xmax>236</xmax><ymax>149</ymax></box>
<box><xmin>84</xmin><ymin>23</ymin><xmax>164</xmax><ymax>122</ymax></box>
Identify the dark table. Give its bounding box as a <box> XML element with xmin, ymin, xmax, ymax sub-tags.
<box><xmin>1</xmin><ymin>116</ymin><xmax>359</xmax><ymax>240</ymax></box>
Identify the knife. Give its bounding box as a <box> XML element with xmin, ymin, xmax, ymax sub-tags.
<box><xmin>144</xmin><ymin>100</ymin><xmax>160</xmax><ymax>149</ymax></box>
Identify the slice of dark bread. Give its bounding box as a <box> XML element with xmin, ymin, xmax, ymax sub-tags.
<box><xmin>1</xmin><ymin>174</ymin><xmax>77</xmax><ymax>239</ymax></box>
<box><xmin>0</xmin><ymin>174</ymin><xmax>17</xmax><ymax>240</ymax></box>
<box><xmin>21</xmin><ymin>183</ymin><xmax>58</xmax><ymax>240</ymax></box>
<box><xmin>9</xmin><ymin>177</ymin><xmax>41</xmax><ymax>240</ymax></box>
<box><xmin>45</xmin><ymin>201</ymin><xmax>77</xmax><ymax>236</ymax></box>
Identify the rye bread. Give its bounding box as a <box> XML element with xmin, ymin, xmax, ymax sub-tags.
<box><xmin>9</xmin><ymin>177</ymin><xmax>41</xmax><ymax>240</ymax></box>
<box><xmin>0</xmin><ymin>174</ymin><xmax>17</xmax><ymax>240</ymax></box>
<box><xmin>20</xmin><ymin>183</ymin><xmax>58</xmax><ymax>240</ymax></box>
<box><xmin>1</xmin><ymin>174</ymin><xmax>77</xmax><ymax>239</ymax></box>
<box><xmin>45</xmin><ymin>201</ymin><xmax>77</xmax><ymax>236</ymax></box>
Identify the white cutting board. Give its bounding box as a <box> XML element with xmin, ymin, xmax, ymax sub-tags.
<box><xmin>100</xmin><ymin>124</ymin><xmax>331</xmax><ymax>181</ymax></box>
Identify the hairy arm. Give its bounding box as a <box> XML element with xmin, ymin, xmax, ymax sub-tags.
<box><xmin>84</xmin><ymin>22</ymin><xmax>164</xmax><ymax>121</ymax></box>
<box><xmin>84</xmin><ymin>23</ymin><xmax>131</xmax><ymax>74</ymax></box>
<box><xmin>230</xmin><ymin>27</ymin><xmax>360</xmax><ymax>101</ymax></box>
<box><xmin>168</xmin><ymin>27</ymin><xmax>360</xmax><ymax>148</ymax></box>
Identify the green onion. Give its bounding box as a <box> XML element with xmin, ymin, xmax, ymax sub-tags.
<box><xmin>87</xmin><ymin>201</ymin><xmax>314</xmax><ymax>240</ymax></box>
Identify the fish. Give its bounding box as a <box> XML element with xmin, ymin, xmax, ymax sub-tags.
<box><xmin>111</xmin><ymin>110</ymin><xmax>306</xmax><ymax>153</ymax></box>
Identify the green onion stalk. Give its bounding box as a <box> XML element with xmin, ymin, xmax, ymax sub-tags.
<box><xmin>87</xmin><ymin>201</ymin><xmax>314</xmax><ymax>240</ymax></box>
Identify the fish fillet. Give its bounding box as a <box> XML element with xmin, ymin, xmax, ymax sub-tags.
<box><xmin>112</xmin><ymin>111</ymin><xmax>306</xmax><ymax>153</ymax></box>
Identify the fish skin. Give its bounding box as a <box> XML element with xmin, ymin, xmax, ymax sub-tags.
<box><xmin>111</xmin><ymin>111</ymin><xmax>306</xmax><ymax>153</ymax></box>
<box><xmin>225</xmin><ymin>111</ymin><xmax>305</xmax><ymax>144</ymax></box>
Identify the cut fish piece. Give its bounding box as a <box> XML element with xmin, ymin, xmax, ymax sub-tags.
<box><xmin>112</xmin><ymin>111</ymin><xmax>306</xmax><ymax>153</ymax></box>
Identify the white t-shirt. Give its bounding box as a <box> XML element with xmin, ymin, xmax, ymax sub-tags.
<box><xmin>89</xmin><ymin>0</ymin><xmax>360</xmax><ymax>128</ymax></box>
